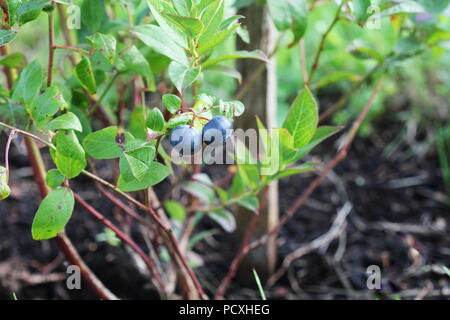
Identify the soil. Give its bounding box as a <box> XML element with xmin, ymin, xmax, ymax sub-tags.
<box><xmin>0</xmin><ymin>113</ymin><xmax>449</xmax><ymax>300</ymax></box>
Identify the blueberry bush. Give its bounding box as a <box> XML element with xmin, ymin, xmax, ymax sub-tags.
<box><xmin>0</xmin><ymin>0</ymin><xmax>449</xmax><ymax>300</ymax></box>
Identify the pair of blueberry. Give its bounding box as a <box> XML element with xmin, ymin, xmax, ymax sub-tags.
<box><xmin>169</xmin><ymin>116</ymin><xmax>233</xmax><ymax>155</ymax></box>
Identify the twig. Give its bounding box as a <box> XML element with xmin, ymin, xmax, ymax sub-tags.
<box><xmin>53</xmin><ymin>45</ymin><xmax>90</xmax><ymax>55</ymax></box>
<box><xmin>73</xmin><ymin>192</ymin><xmax>167</xmax><ymax>297</ymax></box>
<box><xmin>24</xmin><ymin>136</ymin><xmax>118</xmax><ymax>299</ymax></box>
<box><xmin>215</xmin><ymin>212</ymin><xmax>259</xmax><ymax>300</ymax></box>
<box><xmin>319</xmin><ymin>58</ymin><xmax>385</xmax><ymax>122</ymax></box>
<box><xmin>56</xmin><ymin>3</ymin><xmax>77</xmax><ymax>66</ymax></box>
<box><xmin>47</xmin><ymin>10</ymin><xmax>55</xmax><ymax>87</ymax></box>
<box><xmin>266</xmin><ymin>202</ymin><xmax>352</xmax><ymax>287</ymax></box>
<box><xmin>300</xmin><ymin>39</ymin><xmax>308</xmax><ymax>86</ymax></box>
<box><xmin>79</xmin><ymin>170</ymin><xmax>207</xmax><ymax>299</ymax></box>
<box><xmin>308</xmin><ymin>1</ymin><xmax>346</xmax><ymax>85</ymax></box>
<box><xmin>0</xmin><ymin>122</ymin><xmax>54</xmax><ymax>149</ymax></box>
<box><xmin>234</xmin><ymin>35</ymin><xmax>282</xmax><ymax>100</ymax></box>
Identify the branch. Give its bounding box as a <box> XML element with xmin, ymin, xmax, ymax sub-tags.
<box><xmin>319</xmin><ymin>58</ymin><xmax>386</xmax><ymax>122</ymax></box>
<box><xmin>0</xmin><ymin>124</ymin><xmax>207</xmax><ymax>300</ymax></box>
<box><xmin>47</xmin><ymin>10</ymin><xmax>55</xmax><ymax>87</ymax></box>
<box><xmin>24</xmin><ymin>137</ymin><xmax>118</xmax><ymax>299</ymax></box>
<box><xmin>266</xmin><ymin>202</ymin><xmax>352</xmax><ymax>287</ymax></box>
<box><xmin>73</xmin><ymin>192</ymin><xmax>167</xmax><ymax>297</ymax></box>
<box><xmin>215</xmin><ymin>212</ymin><xmax>259</xmax><ymax>300</ymax></box>
<box><xmin>308</xmin><ymin>1</ymin><xmax>345</xmax><ymax>85</ymax></box>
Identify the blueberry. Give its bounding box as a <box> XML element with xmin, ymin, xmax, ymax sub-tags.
<box><xmin>169</xmin><ymin>125</ymin><xmax>202</xmax><ymax>155</ymax></box>
<box><xmin>202</xmin><ymin>116</ymin><xmax>233</xmax><ymax>146</ymax></box>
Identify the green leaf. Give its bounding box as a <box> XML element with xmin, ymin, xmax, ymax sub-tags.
<box><xmin>285</xmin><ymin>126</ymin><xmax>343</xmax><ymax>164</ymax></box>
<box><xmin>0</xmin><ymin>30</ymin><xmax>17</xmax><ymax>46</ymax></box>
<box><xmin>0</xmin><ymin>52</ymin><xmax>26</xmax><ymax>68</ymax></box>
<box><xmin>192</xmin><ymin>173</ymin><xmax>214</xmax><ymax>186</ymax></box>
<box><xmin>167</xmin><ymin>114</ymin><xmax>191</xmax><ymax>128</ymax></box>
<box><xmin>163</xmin><ymin>14</ymin><xmax>204</xmax><ymax>39</ymax></box>
<box><xmin>198</xmin><ymin>0</ymin><xmax>224</xmax><ymax>49</ymax></box>
<box><xmin>46</xmin><ymin>112</ymin><xmax>82</xmax><ymax>132</ymax></box>
<box><xmin>31</xmin><ymin>86</ymin><xmax>68</xmax><ymax>129</ymax></box>
<box><xmin>12</xmin><ymin>60</ymin><xmax>43</xmax><ymax>106</ymax></box>
<box><xmin>270</xmin><ymin>162</ymin><xmax>319</xmax><ymax>180</ymax></box>
<box><xmin>117</xmin><ymin>46</ymin><xmax>155</xmax><ymax>91</ymax></box>
<box><xmin>132</xmin><ymin>25</ymin><xmax>188</xmax><ymax>65</ymax></box>
<box><xmin>0</xmin><ymin>100</ymin><xmax>28</xmax><ymax>130</ymax></box>
<box><xmin>74</xmin><ymin>56</ymin><xmax>97</xmax><ymax>94</ymax></box>
<box><xmin>83</xmin><ymin>126</ymin><xmax>129</xmax><ymax>159</ymax></box>
<box><xmin>393</xmin><ymin>36</ymin><xmax>425</xmax><ymax>60</ymax></box>
<box><xmin>171</xmin><ymin>0</ymin><xmax>189</xmax><ymax>16</ymax></box>
<box><xmin>238</xmin><ymin>196</ymin><xmax>259</xmax><ymax>212</ymax></box>
<box><xmin>0</xmin><ymin>166</ymin><xmax>11</xmax><ymax>201</ymax></box>
<box><xmin>198</xmin><ymin>23</ymin><xmax>239</xmax><ymax>55</ymax></box>
<box><xmin>353</xmin><ymin>0</ymin><xmax>371</xmax><ymax>22</ymax></box>
<box><xmin>17</xmin><ymin>0</ymin><xmax>47</xmax><ymax>25</ymax></box>
<box><xmin>183</xmin><ymin>181</ymin><xmax>215</xmax><ymax>204</ymax></box>
<box><xmin>314</xmin><ymin>71</ymin><xmax>361</xmax><ymax>89</ymax></box>
<box><xmin>2</xmin><ymin>0</ymin><xmax>21</xmax><ymax>27</ymax></box>
<box><xmin>209</xmin><ymin>209</ymin><xmax>236</xmax><ymax>233</ymax></box>
<box><xmin>117</xmin><ymin>161</ymin><xmax>171</xmax><ymax>192</ymax></box>
<box><xmin>219</xmin><ymin>15</ymin><xmax>244</xmax><ymax>30</ymax></box>
<box><xmin>45</xmin><ymin>169</ymin><xmax>65</xmax><ymax>188</ymax></box>
<box><xmin>414</xmin><ymin>0</ymin><xmax>450</xmax><ymax>14</ymax></box>
<box><xmin>282</xmin><ymin>87</ymin><xmax>318</xmax><ymax>149</ymax></box>
<box><xmin>146</xmin><ymin>108</ymin><xmax>165</xmax><ymax>132</ymax></box>
<box><xmin>31</xmin><ymin>187</ymin><xmax>74</xmax><ymax>240</ymax></box>
<box><xmin>206</xmin><ymin>64</ymin><xmax>242</xmax><ymax>83</ymax></box>
<box><xmin>202</xmin><ymin>50</ymin><xmax>268</xmax><ymax>68</ymax></box>
<box><xmin>119</xmin><ymin>145</ymin><xmax>155</xmax><ymax>181</ymax></box>
<box><xmin>53</xmin><ymin>130</ymin><xmax>87</xmax><ymax>179</ymax></box>
<box><xmin>86</xmin><ymin>33</ymin><xmax>117</xmax><ymax>64</ymax></box>
<box><xmin>267</xmin><ymin>0</ymin><xmax>308</xmax><ymax>43</ymax></box>
<box><xmin>197</xmin><ymin>0</ymin><xmax>217</xmax><ymax>12</ymax></box>
<box><xmin>168</xmin><ymin>61</ymin><xmax>201</xmax><ymax>93</ymax></box>
<box><xmin>71</xmin><ymin>106</ymin><xmax>91</xmax><ymax>141</ymax></box>
<box><xmin>162</xmin><ymin>94</ymin><xmax>182</xmax><ymax>114</ymax></box>
<box><xmin>381</xmin><ymin>1</ymin><xmax>425</xmax><ymax>16</ymax></box>
<box><xmin>164</xmin><ymin>200</ymin><xmax>186</xmax><ymax>222</ymax></box>
<box><xmin>81</xmin><ymin>0</ymin><xmax>107</xmax><ymax>33</ymax></box>
<box><xmin>348</xmin><ymin>44</ymin><xmax>383</xmax><ymax>61</ymax></box>
<box><xmin>146</xmin><ymin>0</ymin><xmax>188</xmax><ymax>49</ymax></box>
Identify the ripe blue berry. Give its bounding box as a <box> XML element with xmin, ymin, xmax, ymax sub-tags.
<box><xmin>169</xmin><ymin>125</ymin><xmax>202</xmax><ymax>155</ymax></box>
<box><xmin>202</xmin><ymin>116</ymin><xmax>233</xmax><ymax>146</ymax></box>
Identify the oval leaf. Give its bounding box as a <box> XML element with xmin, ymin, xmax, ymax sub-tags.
<box><xmin>31</xmin><ymin>187</ymin><xmax>75</xmax><ymax>240</ymax></box>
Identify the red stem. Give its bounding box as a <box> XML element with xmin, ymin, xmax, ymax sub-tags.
<box><xmin>73</xmin><ymin>193</ymin><xmax>167</xmax><ymax>297</ymax></box>
<box><xmin>24</xmin><ymin>137</ymin><xmax>118</xmax><ymax>299</ymax></box>
<box><xmin>215</xmin><ymin>213</ymin><xmax>259</xmax><ymax>299</ymax></box>
<box><xmin>47</xmin><ymin>11</ymin><xmax>55</xmax><ymax>87</ymax></box>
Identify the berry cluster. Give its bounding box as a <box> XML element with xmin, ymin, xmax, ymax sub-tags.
<box><xmin>169</xmin><ymin>116</ymin><xmax>233</xmax><ymax>155</ymax></box>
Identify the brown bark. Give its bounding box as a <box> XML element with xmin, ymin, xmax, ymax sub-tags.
<box><xmin>234</xmin><ymin>3</ymin><xmax>278</xmax><ymax>283</ymax></box>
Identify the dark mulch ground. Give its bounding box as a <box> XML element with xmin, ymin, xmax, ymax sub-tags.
<box><xmin>0</xmin><ymin>113</ymin><xmax>449</xmax><ymax>300</ymax></box>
